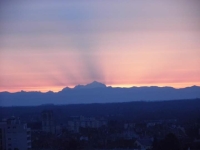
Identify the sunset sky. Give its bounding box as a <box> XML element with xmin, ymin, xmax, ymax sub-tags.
<box><xmin>0</xmin><ymin>0</ymin><xmax>200</xmax><ymax>92</ymax></box>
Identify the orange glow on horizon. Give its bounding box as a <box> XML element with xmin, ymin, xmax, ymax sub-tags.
<box><xmin>1</xmin><ymin>82</ymin><xmax>200</xmax><ymax>93</ymax></box>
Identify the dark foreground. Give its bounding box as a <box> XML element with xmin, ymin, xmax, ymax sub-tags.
<box><xmin>0</xmin><ymin>99</ymin><xmax>200</xmax><ymax>150</ymax></box>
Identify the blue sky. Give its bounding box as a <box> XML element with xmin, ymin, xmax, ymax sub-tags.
<box><xmin>0</xmin><ymin>0</ymin><xmax>200</xmax><ymax>92</ymax></box>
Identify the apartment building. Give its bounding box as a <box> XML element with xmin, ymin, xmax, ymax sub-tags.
<box><xmin>0</xmin><ymin>116</ymin><xmax>31</xmax><ymax>150</ymax></box>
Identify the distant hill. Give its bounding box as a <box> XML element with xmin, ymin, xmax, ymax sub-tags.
<box><xmin>1</xmin><ymin>99</ymin><xmax>200</xmax><ymax>123</ymax></box>
<box><xmin>0</xmin><ymin>81</ymin><xmax>200</xmax><ymax>106</ymax></box>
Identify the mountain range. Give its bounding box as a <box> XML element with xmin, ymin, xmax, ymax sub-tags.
<box><xmin>0</xmin><ymin>81</ymin><xmax>200</xmax><ymax>106</ymax></box>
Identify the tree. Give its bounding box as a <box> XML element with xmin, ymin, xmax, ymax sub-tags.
<box><xmin>157</xmin><ymin>133</ymin><xmax>180</xmax><ymax>150</ymax></box>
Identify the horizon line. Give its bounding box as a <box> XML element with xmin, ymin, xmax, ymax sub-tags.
<box><xmin>0</xmin><ymin>83</ymin><xmax>199</xmax><ymax>93</ymax></box>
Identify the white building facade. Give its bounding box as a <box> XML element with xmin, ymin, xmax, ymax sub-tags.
<box><xmin>0</xmin><ymin>117</ymin><xmax>31</xmax><ymax>150</ymax></box>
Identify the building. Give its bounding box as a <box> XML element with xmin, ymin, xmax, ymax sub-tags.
<box><xmin>0</xmin><ymin>116</ymin><xmax>31</xmax><ymax>150</ymax></box>
<box><xmin>134</xmin><ymin>138</ymin><xmax>152</xmax><ymax>150</ymax></box>
<box><xmin>41</xmin><ymin>110</ymin><xmax>55</xmax><ymax>134</ymax></box>
<box><xmin>67</xmin><ymin>116</ymin><xmax>107</xmax><ymax>133</ymax></box>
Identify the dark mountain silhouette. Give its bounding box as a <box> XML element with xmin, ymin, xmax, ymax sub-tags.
<box><xmin>0</xmin><ymin>81</ymin><xmax>200</xmax><ymax>106</ymax></box>
<box><xmin>74</xmin><ymin>81</ymin><xmax>106</xmax><ymax>89</ymax></box>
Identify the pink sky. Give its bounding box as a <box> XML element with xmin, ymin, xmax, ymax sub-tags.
<box><xmin>0</xmin><ymin>0</ymin><xmax>200</xmax><ymax>92</ymax></box>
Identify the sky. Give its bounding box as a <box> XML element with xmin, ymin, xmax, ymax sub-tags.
<box><xmin>0</xmin><ymin>0</ymin><xmax>200</xmax><ymax>92</ymax></box>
